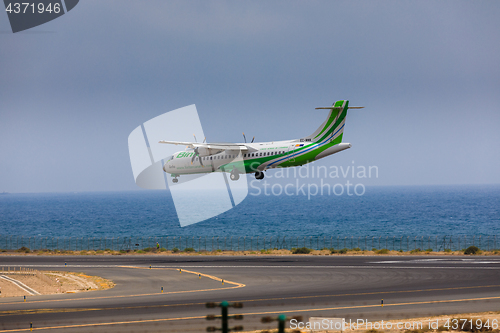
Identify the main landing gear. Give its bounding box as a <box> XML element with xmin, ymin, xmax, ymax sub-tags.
<box><xmin>255</xmin><ymin>171</ymin><xmax>264</xmax><ymax>180</ymax></box>
<box><xmin>172</xmin><ymin>178</ymin><xmax>178</xmax><ymax>183</ymax></box>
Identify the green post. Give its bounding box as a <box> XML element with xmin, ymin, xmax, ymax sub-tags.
<box><xmin>278</xmin><ymin>314</ymin><xmax>286</xmax><ymax>333</ymax></box>
<box><xmin>221</xmin><ymin>300</ymin><xmax>229</xmax><ymax>333</ymax></box>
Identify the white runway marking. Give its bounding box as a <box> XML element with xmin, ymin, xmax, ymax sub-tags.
<box><xmin>370</xmin><ymin>259</ymin><xmax>500</xmax><ymax>264</ymax></box>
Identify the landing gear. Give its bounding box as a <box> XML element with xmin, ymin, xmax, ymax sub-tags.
<box><xmin>255</xmin><ymin>171</ymin><xmax>264</xmax><ymax>180</ymax></box>
<box><xmin>230</xmin><ymin>171</ymin><xmax>240</xmax><ymax>181</ymax></box>
<box><xmin>172</xmin><ymin>177</ymin><xmax>179</xmax><ymax>183</ymax></box>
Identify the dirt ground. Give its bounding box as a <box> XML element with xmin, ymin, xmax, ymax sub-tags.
<box><xmin>0</xmin><ymin>269</ymin><xmax>114</xmax><ymax>297</ymax></box>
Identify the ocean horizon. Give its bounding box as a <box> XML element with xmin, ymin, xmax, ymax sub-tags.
<box><xmin>0</xmin><ymin>184</ymin><xmax>499</xmax><ymax>238</ymax></box>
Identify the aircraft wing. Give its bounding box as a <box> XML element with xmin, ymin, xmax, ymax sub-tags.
<box><xmin>159</xmin><ymin>140</ymin><xmax>249</xmax><ymax>151</ymax></box>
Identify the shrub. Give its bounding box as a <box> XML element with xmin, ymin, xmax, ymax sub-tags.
<box><xmin>329</xmin><ymin>248</ymin><xmax>338</xmax><ymax>254</ymax></box>
<box><xmin>171</xmin><ymin>247</ymin><xmax>180</xmax><ymax>253</ymax></box>
<box><xmin>119</xmin><ymin>250</ymin><xmax>126</xmax><ymax>254</ymax></box>
<box><xmin>338</xmin><ymin>248</ymin><xmax>349</xmax><ymax>254</ymax></box>
<box><xmin>16</xmin><ymin>246</ymin><xmax>30</xmax><ymax>253</ymax></box>
<box><xmin>376</xmin><ymin>249</ymin><xmax>389</xmax><ymax>254</ymax></box>
<box><xmin>143</xmin><ymin>247</ymin><xmax>153</xmax><ymax>252</ymax></box>
<box><xmin>399</xmin><ymin>249</ymin><xmax>403</xmax><ymax>252</ymax></box>
<box><xmin>444</xmin><ymin>248</ymin><xmax>452</xmax><ymax>253</ymax></box>
<box><xmin>425</xmin><ymin>248</ymin><xmax>433</xmax><ymax>252</ymax></box>
<box><xmin>372</xmin><ymin>248</ymin><xmax>377</xmax><ymax>251</ymax></box>
<box><xmin>159</xmin><ymin>247</ymin><xmax>167</xmax><ymax>252</ymax></box>
<box><xmin>464</xmin><ymin>246</ymin><xmax>480</xmax><ymax>255</ymax></box>
<box><xmin>184</xmin><ymin>248</ymin><xmax>195</xmax><ymax>252</ymax></box>
<box><xmin>105</xmin><ymin>248</ymin><xmax>111</xmax><ymax>252</ymax></box>
<box><xmin>136</xmin><ymin>250</ymin><xmax>144</xmax><ymax>254</ymax></box>
<box><xmin>410</xmin><ymin>248</ymin><xmax>421</xmax><ymax>254</ymax></box>
<box><xmin>353</xmin><ymin>247</ymin><xmax>361</xmax><ymax>251</ymax></box>
<box><xmin>292</xmin><ymin>247</ymin><xmax>312</xmax><ymax>254</ymax></box>
<box><xmin>216</xmin><ymin>249</ymin><xmax>222</xmax><ymax>252</ymax></box>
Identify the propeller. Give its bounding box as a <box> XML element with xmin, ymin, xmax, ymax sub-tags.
<box><xmin>251</xmin><ymin>136</ymin><xmax>255</xmax><ymax>143</ymax></box>
<box><xmin>191</xmin><ymin>147</ymin><xmax>204</xmax><ymax>166</ymax></box>
<box><xmin>243</xmin><ymin>132</ymin><xmax>247</xmax><ymax>143</ymax></box>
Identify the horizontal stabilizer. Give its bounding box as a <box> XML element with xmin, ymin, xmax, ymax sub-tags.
<box><xmin>315</xmin><ymin>106</ymin><xmax>364</xmax><ymax>110</ymax></box>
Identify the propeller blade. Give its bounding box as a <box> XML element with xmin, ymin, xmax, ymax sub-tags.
<box><xmin>191</xmin><ymin>147</ymin><xmax>198</xmax><ymax>164</ymax></box>
<box><xmin>251</xmin><ymin>136</ymin><xmax>255</xmax><ymax>143</ymax></box>
<box><xmin>193</xmin><ymin>134</ymin><xmax>197</xmax><ymax>143</ymax></box>
<box><xmin>191</xmin><ymin>147</ymin><xmax>204</xmax><ymax>166</ymax></box>
<box><xmin>243</xmin><ymin>132</ymin><xmax>247</xmax><ymax>143</ymax></box>
<box><xmin>203</xmin><ymin>137</ymin><xmax>206</xmax><ymax>143</ymax></box>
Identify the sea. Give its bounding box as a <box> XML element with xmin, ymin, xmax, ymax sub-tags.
<box><xmin>0</xmin><ymin>185</ymin><xmax>499</xmax><ymax>238</ymax></box>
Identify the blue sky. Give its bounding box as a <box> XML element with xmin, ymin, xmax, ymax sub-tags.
<box><xmin>1</xmin><ymin>1</ymin><xmax>499</xmax><ymax>192</ymax></box>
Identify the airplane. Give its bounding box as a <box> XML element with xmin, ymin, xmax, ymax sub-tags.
<box><xmin>160</xmin><ymin>100</ymin><xmax>363</xmax><ymax>183</ymax></box>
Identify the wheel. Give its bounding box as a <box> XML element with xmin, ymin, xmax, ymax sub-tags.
<box><xmin>230</xmin><ymin>172</ymin><xmax>240</xmax><ymax>181</ymax></box>
<box><xmin>255</xmin><ymin>171</ymin><xmax>264</xmax><ymax>180</ymax></box>
<box><xmin>172</xmin><ymin>178</ymin><xmax>178</xmax><ymax>183</ymax></box>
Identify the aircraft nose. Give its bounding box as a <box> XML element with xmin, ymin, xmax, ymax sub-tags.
<box><xmin>163</xmin><ymin>162</ymin><xmax>168</xmax><ymax>172</ymax></box>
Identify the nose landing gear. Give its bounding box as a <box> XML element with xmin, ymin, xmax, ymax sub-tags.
<box><xmin>230</xmin><ymin>171</ymin><xmax>240</xmax><ymax>181</ymax></box>
<box><xmin>255</xmin><ymin>171</ymin><xmax>264</xmax><ymax>180</ymax></box>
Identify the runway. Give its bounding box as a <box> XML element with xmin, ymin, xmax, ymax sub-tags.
<box><xmin>1</xmin><ymin>255</ymin><xmax>500</xmax><ymax>332</ymax></box>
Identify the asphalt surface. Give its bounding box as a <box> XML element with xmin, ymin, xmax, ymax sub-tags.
<box><xmin>1</xmin><ymin>255</ymin><xmax>500</xmax><ymax>332</ymax></box>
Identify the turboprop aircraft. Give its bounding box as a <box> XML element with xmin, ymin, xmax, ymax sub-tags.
<box><xmin>160</xmin><ymin>100</ymin><xmax>363</xmax><ymax>183</ymax></box>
